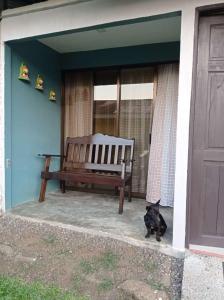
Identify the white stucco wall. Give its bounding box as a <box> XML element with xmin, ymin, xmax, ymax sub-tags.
<box><xmin>172</xmin><ymin>6</ymin><xmax>196</xmax><ymax>251</ymax></box>
<box><xmin>0</xmin><ymin>21</ymin><xmax>4</xmax><ymax>215</ymax></box>
<box><xmin>1</xmin><ymin>0</ymin><xmax>224</xmax><ymax>250</ymax></box>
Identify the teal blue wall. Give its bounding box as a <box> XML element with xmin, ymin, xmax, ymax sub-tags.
<box><xmin>6</xmin><ymin>41</ymin><xmax>61</xmax><ymax>208</ymax></box>
<box><xmin>5</xmin><ymin>44</ymin><xmax>12</xmax><ymax>209</ymax></box>
<box><xmin>61</xmin><ymin>42</ymin><xmax>180</xmax><ymax>70</ymax></box>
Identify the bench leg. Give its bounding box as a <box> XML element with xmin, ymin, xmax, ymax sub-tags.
<box><xmin>128</xmin><ymin>179</ymin><xmax>132</xmax><ymax>202</ymax></box>
<box><xmin>61</xmin><ymin>181</ymin><xmax>66</xmax><ymax>193</ymax></box>
<box><xmin>114</xmin><ymin>187</ymin><xmax>119</xmax><ymax>196</ymax></box>
<box><xmin>39</xmin><ymin>179</ymin><xmax>48</xmax><ymax>202</ymax></box>
<box><xmin>119</xmin><ymin>186</ymin><xmax>124</xmax><ymax>214</ymax></box>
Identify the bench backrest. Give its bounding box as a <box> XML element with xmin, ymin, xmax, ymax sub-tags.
<box><xmin>63</xmin><ymin>133</ymin><xmax>134</xmax><ymax>173</ymax></box>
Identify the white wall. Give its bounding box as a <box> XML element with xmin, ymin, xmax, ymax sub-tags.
<box><xmin>172</xmin><ymin>6</ymin><xmax>196</xmax><ymax>251</ymax></box>
<box><xmin>1</xmin><ymin>0</ymin><xmax>224</xmax><ymax>250</ymax></box>
<box><xmin>0</xmin><ymin>22</ymin><xmax>4</xmax><ymax>215</ymax></box>
<box><xmin>2</xmin><ymin>0</ymin><xmax>224</xmax><ymax>42</ymax></box>
<box><xmin>2</xmin><ymin>0</ymin><xmax>183</xmax><ymax>42</ymax></box>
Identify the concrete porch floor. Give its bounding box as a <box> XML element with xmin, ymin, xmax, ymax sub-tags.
<box><xmin>10</xmin><ymin>190</ymin><xmax>173</xmax><ymax>246</ymax></box>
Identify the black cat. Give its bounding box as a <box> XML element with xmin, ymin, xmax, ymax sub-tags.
<box><xmin>144</xmin><ymin>200</ymin><xmax>167</xmax><ymax>242</ymax></box>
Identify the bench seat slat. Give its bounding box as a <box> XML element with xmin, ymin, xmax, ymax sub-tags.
<box><xmin>114</xmin><ymin>145</ymin><xmax>119</xmax><ymax>164</ymax></box>
<box><xmin>64</xmin><ymin>162</ymin><xmax>122</xmax><ymax>172</ymax></box>
<box><xmin>81</xmin><ymin>144</ymin><xmax>87</xmax><ymax>162</ymax></box>
<box><xmin>88</xmin><ymin>144</ymin><xmax>93</xmax><ymax>163</ymax></box>
<box><xmin>107</xmin><ymin>145</ymin><xmax>112</xmax><ymax>164</ymax></box>
<box><xmin>94</xmin><ymin>144</ymin><xmax>99</xmax><ymax>164</ymax></box>
<box><xmin>101</xmin><ymin>144</ymin><xmax>106</xmax><ymax>164</ymax></box>
<box><xmin>121</xmin><ymin>145</ymin><xmax>125</xmax><ymax>160</ymax></box>
<box><xmin>41</xmin><ymin>171</ymin><xmax>131</xmax><ymax>186</ymax></box>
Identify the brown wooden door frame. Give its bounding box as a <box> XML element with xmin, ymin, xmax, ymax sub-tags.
<box><xmin>186</xmin><ymin>4</ymin><xmax>224</xmax><ymax>248</ymax></box>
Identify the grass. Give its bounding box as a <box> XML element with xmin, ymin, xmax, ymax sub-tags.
<box><xmin>80</xmin><ymin>251</ymin><xmax>119</xmax><ymax>275</ymax></box>
<box><xmin>97</xmin><ymin>278</ymin><xmax>113</xmax><ymax>292</ymax></box>
<box><xmin>72</xmin><ymin>274</ymin><xmax>83</xmax><ymax>292</ymax></box>
<box><xmin>56</xmin><ymin>249</ymin><xmax>73</xmax><ymax>256</ymax></box>
<box><xmin>147</xmin><ymin>278</ymin><xmax>168</xmax><ymax>292</ymax></box>
<box><xmin>41</xmin><ymin>234</ymin><xmax>57</xmax><ymax>245</ymax></box>
<box><xmin>79</xmin><ymin>260</ymin><xmax>98</xmax><ymax>275</ymax></box>
<box><xmin>144</xmin><ymin>260</ymin><xmax>158</xmax><ymax>273</ymax></box>
<box><xmin>98</xmin><ymin>251</ymin><xmax>118</xmax><ymax>270</ymax></box>
<box><xmin>0</xmin><ymin>276</ymin><xmax>88</xmax><ymax>300</ymax></box>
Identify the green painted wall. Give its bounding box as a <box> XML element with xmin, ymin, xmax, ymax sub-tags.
<box><xmin>61</xmin><ymin>42</ymin><xmax>180</xmax><ymax>70</ymax></box>
<box><xmin>5</xmin><ymin>41</ymin><xmax>61</xmax><ymax>208</ymax></box>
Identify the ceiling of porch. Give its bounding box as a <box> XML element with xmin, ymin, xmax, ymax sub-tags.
<box><xmin>39</xmin><ymin>15</ymin><xmax>181</xmax><ymax>53</ymax></box>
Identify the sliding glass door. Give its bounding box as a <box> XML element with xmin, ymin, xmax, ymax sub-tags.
<box><xmin>92</xmin><ymin>67</ymin><xmax>154</xmax><ymax>196</ymax></box>
<box><xmin>64</xmin><ymin>66</ymin><xmax>155</xmax><ymax>196</ymax></box>
<box><xmin>120</xmin><ymin>68</ymin><xmax>154</xmax><ymax>194</ymax></box>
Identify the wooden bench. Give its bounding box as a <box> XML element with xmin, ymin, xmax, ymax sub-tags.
<box><xmin>39</xmin><ymin>133</ymin><xmax>135</xmax><ymax>214</ymax></box>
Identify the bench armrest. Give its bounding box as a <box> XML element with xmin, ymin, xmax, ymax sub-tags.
<box><xmin>119</xmin><ymin>159</ymin><xmax>135</xmax><ymax>163</ymax></box>
<box><xmin>38</xmin><ymin>154</ymin><xmax>65</xmax><ymax>174</ymax></box>
<box><xmin>119</xmin><ymin>159</ymin><xmax>135</xmax><ymax>179</ymax></box>
<box><xmin>38</xmin><ymin>154</ymin><xmax>65</xmax><ymax>158</ymax></box>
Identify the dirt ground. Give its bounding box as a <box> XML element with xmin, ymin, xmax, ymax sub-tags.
<box><xmin>0</xmin><ymin>215</ymin><xmax>183</xmax><ymax>300</ymax></box>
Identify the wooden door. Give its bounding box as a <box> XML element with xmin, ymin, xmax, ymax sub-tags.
<box><xmin>189</xmin><ymin>15</ymin><xmax>224</xmax><ymax>248</ymax></box>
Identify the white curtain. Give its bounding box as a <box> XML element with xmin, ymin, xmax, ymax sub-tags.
<box><xmin>119</xmin><ymin>67</ymin><xmax>154</xmax><ymax>194</ymax></box>
<box><xmin>146</xmin><ymin>64</ymin><xmax>179</xmax><ymax>207</ymax></box>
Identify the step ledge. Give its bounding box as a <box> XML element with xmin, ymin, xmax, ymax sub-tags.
<box><xmin>7</xmin><ymin>213</ymin><xmax>184</xmax><ymax>259</ymax></box>
<box><xmin>189</xmin><ymin>244</ymin><xmax>224</xmax><ymax>259</ymax></box>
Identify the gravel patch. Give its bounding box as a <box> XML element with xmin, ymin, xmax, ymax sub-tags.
<box><xmin>0</xmin><ymin>214</ymin><xmax>184</xmax><ymax>299</ymax></box>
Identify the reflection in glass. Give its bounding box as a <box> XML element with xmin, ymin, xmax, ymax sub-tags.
<box><xmin>120</xmin><ymin>68</ymin><xmax>154</xmax><ymax>194</ymax></box>
<box><xmin>93</xmin><ymin>70</ymin><xmax>118</xmax><ymax>136</ymax></box>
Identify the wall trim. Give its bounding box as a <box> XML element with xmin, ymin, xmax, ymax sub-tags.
<box><xmin>2</xmin><ymin>0</ymin><xmax>91</xmax><ymax>19</ymax></box>
<box><xmin>3</xmin><ymin>12</ymin><xmax>181</xmax><ymax>43</ymax></box>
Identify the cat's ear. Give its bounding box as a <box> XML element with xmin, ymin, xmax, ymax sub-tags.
<box><xmin>152</xmin><ymin>200</ymin><xmax>160</xmax><ymax>212</ymax></box>
<box><xmin>155</xmin><ymin>199</ymin><xmax>160</xmax><ymax>205</ymax></box>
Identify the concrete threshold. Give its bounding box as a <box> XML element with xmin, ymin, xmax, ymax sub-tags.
<box><xmin>8</xmin><ymin>213</ymin><xmax>183</xmax><ymax>259</ymax></box>
<box><xmin>189</xmin><ymin>244</ymin><xmax>224</xmax><ymax>259</ymax></box>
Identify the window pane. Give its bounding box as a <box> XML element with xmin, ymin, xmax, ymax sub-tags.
<box><xmin>94</xmin><ymin>70</ymin><xmax>117</xmax><ymax>85</ymax></box>
<box><xmin>94</xmin><ymin>101</ymin><xmax>117</xmax><ymax>135</ymax></box>
<box><xmin>93</xmin><ymin>70</ymin><xmax>118</xmax><ymax>135</ymax></box>
<box><xmin>94</xmin><ymin>85</ymin><xmax>117</xmax><ymax>101</ymax></box>
<box><xmin>120</xmin><ymin>67</ymin><xmax>154</xmax><ymax>194</ymax></box>
<box><xmin>121</xmin><ymin>83</ymin><xmax>154</xmax><ymax>100</ymax></box>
